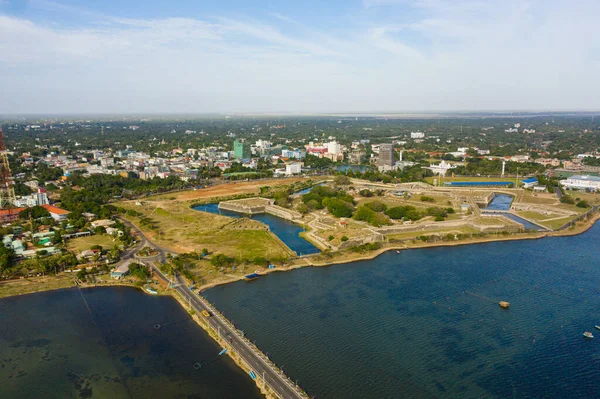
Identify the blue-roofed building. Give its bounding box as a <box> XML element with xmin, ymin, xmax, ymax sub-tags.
<box><xmin>521</xmin><ymin>178</ymin><xmax>539</xmax><ymax>188</ymax></box>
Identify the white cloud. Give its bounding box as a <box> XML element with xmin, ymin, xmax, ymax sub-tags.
<box><xmin>1</xmin><ymin>0</ymin><xmax>599</xmax><ymax>113</ymax></box>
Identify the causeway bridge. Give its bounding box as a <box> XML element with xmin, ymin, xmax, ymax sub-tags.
<box><xmin>121</xmin><ymin>218</ymin><xmax>309</xmax><ymax>399</ymax></box>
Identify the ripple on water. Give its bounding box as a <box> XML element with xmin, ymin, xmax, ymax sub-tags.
<box><xmin>205</xmin><ymin>222</ymin><xmax>600</xmax><ymax>399</ymax></box>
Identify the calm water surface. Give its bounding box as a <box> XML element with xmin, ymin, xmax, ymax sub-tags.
<box><xmin>205</xmin><ymin>222</ymin><xmax>600</xmax><ymax>398</ymax></box>
<box><xmin>482</xmin><ymin>194</ymin><xmax>546</xmax><ymax>231</ymax></box>
<box><xmin>193</xmin><ymin>203</ymin><xmax>320</xmax><ymax>255</ymax></box>
<box><xmin>0</xmin><ymin>286</ymin><xmax>261</xmax><ymax>399</ymax></box>
<box><xmin>483</xmin><ymin>193</ymin><xmax>514</xmax><ymax>210</ymax></box>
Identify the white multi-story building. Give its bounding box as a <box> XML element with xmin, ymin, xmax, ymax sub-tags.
<box><xmin>327</xmin><ymin>141</ymin><xmax>342</xmax><ymax>155</ymax></box>
<box><xmin>427</xmin><ymin>160</ymin><xmax>457</xmax><ymax>176</ymax></box>
<box><xmin>560</xmin><ymin>175</ymin><xmax>600</xmax><ymax>191</ymax></box>
<box><xmin>410</xmin><ymin>132</ymin><xmax>425</xmax><ymax>139</ymax></box>
<box><xmin>285</xmin><ymin>163</ymin><xmax>302</xmax><ymax>175</ymax></box>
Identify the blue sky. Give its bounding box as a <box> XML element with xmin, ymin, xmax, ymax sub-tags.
<box><xmin>1</xmin><ymin>0</ymin><xmax>599</xmax><ymax>114</ymax></box>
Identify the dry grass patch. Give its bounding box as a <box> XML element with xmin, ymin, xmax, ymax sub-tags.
<box><xmin>117</xmin><ymin>199</ymin><xmax>291</xmax><ymax>258</ymax></box>
<box><xmin>153</xmin><ymin>177</ymin><xmax>308</xmax><ymax>201</ymax></box>
<box><xmin>0</xmin><ymin>274</ymin><xmax>75</xmax><ymax>299</ymax></box>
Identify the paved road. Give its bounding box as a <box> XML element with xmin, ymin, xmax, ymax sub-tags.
<box><xmin>119</xmin><ymin>217</ymin><xmax>308</xmax><ymax>399</ymax></box>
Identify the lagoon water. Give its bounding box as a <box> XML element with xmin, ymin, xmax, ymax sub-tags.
<box><xmin>0</xmin><ymin>287</ymin><xmax>261</xmax><ymax>399</ymax></box>
<box><xmin>205</xmin><ymin>222</ymin><xmax>600</xmax><ymax>398</ymax></box>
<box><xmin>193</xmin><ymin>203</ymin><xmax>320</xmax><ymax>255</ymax></box>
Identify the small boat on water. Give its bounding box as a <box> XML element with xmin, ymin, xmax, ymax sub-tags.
<box><xmin>244</xmin><ymin>273</ymin><xmax>260</xmax><ymax>281</ymax></box>
<box><xmin>396</xmin><ymin>250</ymin><xmax>401</xmax><ymax>254</ymax></box>
<box><xmin>583</xmin><ymin>331</ymin><xmax>594</xmax><ymax>339</ymax></box>
<box><xmin>595</xmin><ymin>326</ymin><xmax>600</xmax><ymax>331</ymax></box>
<box><xmin>499</xmin><ymin>301</ymin><xmax>510</xmax><ymax>309</ymax></box>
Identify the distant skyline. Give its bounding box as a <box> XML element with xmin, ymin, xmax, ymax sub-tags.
<box><xmin>1</xmin><ymin>0</ymin><xmax>599</xmax><ymax>114</ymax></box>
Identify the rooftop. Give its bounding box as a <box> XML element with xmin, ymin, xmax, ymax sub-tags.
<box><xmin>566</xmin><ymin>175</ymin><xmax>600</xmax><ymax>182</ymax></box>
<box><xmin>41</xmin><ymin>204</ymin><xmax>70</xmax><ymax>215</ymax></box>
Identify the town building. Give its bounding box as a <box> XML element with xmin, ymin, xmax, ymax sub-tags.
<box><xmin>427</xmin><ymin>160</ymin><xmax>457</xmax><ymax>176</ymax></box>
<box><xmin>41</xmin><ymin>205</ymin><xmax>70</xmax><ymax>221</ymax></box>
<box><xmin>521</xmin><ymin>178</ymin><xmax>539</xmax><ymax>189</ymax></box>
<box><xmin>349</xmin><ymin>150</ymin><xmax>366</xmax><ymax>164</ymax></box>
<box><xmin>285</xmin><ymin>163</ymin><xmax>302</xmax><ymax>176</ymax></box>
<box><xmin>560</xmin><ymin>175</ymin><xmax>600</xmax><ymax>191</ymax></box>
<box><xmin>233</xmin><ymin>139</ymin><xmax>251</xmax><ymax>160</ymax></box>
<box><xmin>378</xmin><ymin>144</ymin><xmax>394</xmax><ymax>171</ymax></box>
<box><xmin>410</xmin><ymin>132</ymin><xmax>425</xmax><ymax>139</ymax></box>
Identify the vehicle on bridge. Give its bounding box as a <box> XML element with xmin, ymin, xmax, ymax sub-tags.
<box><xmin>201</xmin><ymin>310</ymin><xmax>211</xmax><ymax>317</ymax></box>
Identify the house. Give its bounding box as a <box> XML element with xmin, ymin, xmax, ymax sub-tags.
<box><xmin>533</xmin><ymin>185</ymin><xmax>547</xmax><ymax>192</ymax></box>
<box><xmin>41</xmin><ymin>205</ymin><xmax>70</xmax><ymax>221</ymax></box>
<box><xmin>0</xmin><ymin>207</ymin><xmax>27</xmax><ymax>223</ymax></box>
<box><xmin>521</xmin><ymin>178</ymin><xmax>539</xmax><ymax>189</ymax></box>
<box><xmin>111</xmin><ymin>260</ymin><xmax>135</xmax><ymax>279</ymax></box>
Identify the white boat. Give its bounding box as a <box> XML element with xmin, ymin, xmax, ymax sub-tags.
<box><xmin>583</xmin><ymin>331</ymin><xmax>594</xmax><ymax>339</ymax></box>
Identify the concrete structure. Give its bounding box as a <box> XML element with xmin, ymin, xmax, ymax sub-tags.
<box><xmin>349</xmin><ymin>150</ymin><xmax>366</xmax><ymax>164</ymax></box>
<box><xmin>410</xmin><ymin>132</ymin><xmax>425</xmax><ymax>139</ymax></box>
<box><xmin>560</xmin><ymin>175</ymin><xmax>600</xmax><ymax>191</ymax></box>
<box><xmin>233</xmin><ymin>139</ymin><xmax>251</xmax><ymax>160</ymax></box>
<box><xmin>285</xmin><ymin>163</ymin><xmax>302</xmax><ymax>176</ymax></box>
<box><xmin>427</xmin><ymin>160</ymin><xmax>457</xmax><ymax>176</ymax></box>
<box><xmin>378</xmin><ymin>144</ymin><xmax>394</xmax><ymax>170</ymax></box>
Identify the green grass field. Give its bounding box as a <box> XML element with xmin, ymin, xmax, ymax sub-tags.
<box><xmin>67</xmin><ymin>234</ymin><xmax>117</xmax><ymax>253</ymax></box>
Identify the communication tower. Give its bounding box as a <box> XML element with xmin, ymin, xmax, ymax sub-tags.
<box><xmin>0</xmin><ymin>128</ymin><xmax>17</xmax><ymax>209</ymax></box>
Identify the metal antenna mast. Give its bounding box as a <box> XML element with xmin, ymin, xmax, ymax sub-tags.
<box><xmin>0</xmin><ymin>128</ymin><xmax>17</xmax><ymax>209</ymax></box>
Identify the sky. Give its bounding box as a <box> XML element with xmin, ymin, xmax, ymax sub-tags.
<box><xmin>1</xmin><ymin>0</ymin><xmax>599</xmax><ymax>114</ymax></box>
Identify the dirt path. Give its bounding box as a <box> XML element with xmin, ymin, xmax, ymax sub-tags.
<box><xmin>175</xmin><ymin>177</ymin><xmax>308</xmax><ymax>201</ymax></box>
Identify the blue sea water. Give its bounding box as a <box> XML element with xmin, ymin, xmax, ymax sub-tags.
<box><xmin>193</xmin><ymin>203</ymin><xmax>320</xmax><ymax>256</ymax></box>
<box><xmin>205</xmin><ymin>222</ymin><xmax>600</xmax><ymax>399</ymax></box>
<box><xmin>0</xmin><ymin>286</ymin><xmax>261</xmax><ymax>399</ymax></box>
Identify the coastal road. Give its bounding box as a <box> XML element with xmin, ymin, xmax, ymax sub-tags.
<box><xmin>119</xmin><ymin>217</ymin><xmax>308</xmax><ymax>399</ymax></box>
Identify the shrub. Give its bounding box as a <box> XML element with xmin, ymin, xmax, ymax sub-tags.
<box><xmin>341</xmin><ymin>236</ymin><xmax>349</xmax><ymax>242</ymax></box>
<box><xmin>446</xmin><ymin>207</ymin><xmax>455</xmax><ymax>214</ymax></box>
<box><xmin>334</xmin><ymin>175</ymin><xmax>351</xmax><ymax>185</ymax></box>
<box><xmin>365</xmin><ymin>201</ymin><xmax>387</xmax><ymax>212</ymax></box>
<box><xmin>323</xmin><ymin>198</ymin><xmax>354</xmax><ymax>218</ymax></box>
<box><xmin>210</xmin><ymin>253</ymin><xmax>234</xmax><ymax>267</ymax></box>
<box><xmin>359</xmin><ymin>189</ymin><xmax>374</xmax><ymax>197</ymax></box>
<box><xmin>576</xmin><ymin>200</ymin><xmax>590</xmax><ymax>208</ymax></box>
<box><xmin>386</xmin><ymin>206</ymin><xmax>412</xmax><ymax>219</ymax></box>
<box><xmin>420</xmin><ymin>195</ymin><xmax>435</xmax><ymax>202</ymax></box>
<box><xmin>328</xmin><ymin>235</ymin><xmax>335</xmax><ymax>241</ymax></box>
<box><xmin>296</xmin><ymin>203</ymin><xmax>309</xmax><ymax>214</ymax></box>
<box><xmin>353</xmin><ymin>205</ymin><xmax>392</xmax><ymax>226</ymax></box>
<box><xmin>560</xmin><ymin>195</ymin><xmax>575</xmax><ymax>204</ymax></box>
<box><xmin>306</xmin><ymin>199</ymin><xmax>321</xmax><ymax>210</ymax></box>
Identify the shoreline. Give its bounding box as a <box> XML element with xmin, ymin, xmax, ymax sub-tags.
<box><xmin>2</xmin><ymin>211</ymin><xmax>599</xmax><ymax>299</ymax></box>
<box><xmin>195</xmin><ymin>211</ymin><xmax>600</xmax><ymax>292</ymax></box>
